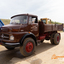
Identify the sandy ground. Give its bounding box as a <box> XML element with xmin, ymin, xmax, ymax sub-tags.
<box><xmin>0</xmin><ymin>32</ymin><xmax>64</xmax><ymax>64</ymax></box>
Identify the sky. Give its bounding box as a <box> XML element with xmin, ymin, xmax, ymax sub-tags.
<box><xmin>0</xmin><ymin>0</ymin><xmax>64</xmax><ymax>23</ymax></box>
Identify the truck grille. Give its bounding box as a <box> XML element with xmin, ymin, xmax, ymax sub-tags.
<box><xmin>0</xmin><ymin>34</ymin><xmax>9</xmax><ymax>40</ymax></box>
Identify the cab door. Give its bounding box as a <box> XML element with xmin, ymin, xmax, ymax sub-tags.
<box><xmin>28</xmin><ymin>16</ymin><xmax>39</xmax><ymax>37</ymax></box>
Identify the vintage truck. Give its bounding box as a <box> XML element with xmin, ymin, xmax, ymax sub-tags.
<box><xmin>0</xmin><ymin>14</ymin><xmax>63</xmax><ymax>56</ymax></box>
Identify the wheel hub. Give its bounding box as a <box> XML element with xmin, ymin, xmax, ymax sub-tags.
<box><xmin>26</xmin><ymin>42</ymin><xmax>33</xmax><ymax>53</ymax></box>
<box><xmin>57</xmin><ymin>36</ymin><xmax>59</xmax><ymax>42</ymax></box>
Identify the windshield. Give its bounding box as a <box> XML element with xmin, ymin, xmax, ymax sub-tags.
<box><xmin>10</xmin><ymin>16</ymin><xmax>28</xmax><ymax>24</ymax></box>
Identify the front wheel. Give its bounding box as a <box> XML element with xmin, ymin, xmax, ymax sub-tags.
<box><xmin>20</xmin><ymin>38</ymin><xmax>36</xmax><ymax>56</ymax></box>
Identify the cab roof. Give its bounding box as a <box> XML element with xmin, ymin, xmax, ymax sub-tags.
<box><xmin>11</xmin><ymin>14</ymin><xmax>37</xmax><ymax>19</ymax></box>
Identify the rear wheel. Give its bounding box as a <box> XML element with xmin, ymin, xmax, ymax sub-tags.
<box><xmin>50</xmin><ymin>33</ymin><xmax>60</xmax><ymax>45</ymax></box>
<box><xmin>5</xmin><ymin>46</ymin><xmax>15</xmax><ymax>50</ymax></box>
<box><xmin>54</xmin><ymin>33</ymin><xmax>60</xmax><ymax>45</ymax></box>
<box><xmin>50</xmin><ymin>33</ymin><xmax>55</xmax><ymax>44</ymax></box>
<box><xmin>20</xmin><ymin>38</ymin><xmax>36</xmax><ymax>56</ymax></box>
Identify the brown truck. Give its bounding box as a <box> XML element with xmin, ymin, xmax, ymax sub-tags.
<box><xmin>0</xmin><ymin>14</ymin><xmax>63</xmax><ymax>56</ymax></box>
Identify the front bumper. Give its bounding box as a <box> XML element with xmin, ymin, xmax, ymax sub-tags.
<box><xmin>0</xmin><ymin>40</ymin><xmax>20</xmax><ymax>47</ymax></box>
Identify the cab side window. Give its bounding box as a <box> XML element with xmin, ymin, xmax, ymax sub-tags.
<box><xmin>32</xmin><ymin>18</ymin><xmax>36</xmax><ymax>23</ymax></box>
<box><xmin>29</xmin><ymin>16</ymin><xmax>37</xmax><ymax>24</ymax></box>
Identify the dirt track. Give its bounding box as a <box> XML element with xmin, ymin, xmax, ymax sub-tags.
<box><xmin>0</xmin><ymin>32</ymin><xmax>64</xmax><ymax>64</ymax></box>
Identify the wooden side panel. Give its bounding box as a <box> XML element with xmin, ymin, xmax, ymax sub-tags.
<box><xmin>53</xmin><ymin>24</ymin><xmax>57</xmax><ymax>31</ymax></box>
<box><xmin>44</xmin><ymin>24</ymin><xmax>53</xmax><ymax>32</ymax></box>
<box><xmin>39</xmin><ymin>22</ymin><xmax>63</xmax><ymax>34</ymax></box>
<box><xmin>44</xmin><ymin>24</ymin><xmax>63</xmax><ymax>32</ymax></box>
<box><xmin>39</xmin><ymin>22</ymin><xmax>63</xmax><ymax>35</ymax></box>
<box><xmin>57</xmin><ymin>24</ymin><xmax>63</xmax><ymax>31</ymax></box>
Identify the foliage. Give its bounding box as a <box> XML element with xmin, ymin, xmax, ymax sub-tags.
<box><xmin>1</xmin><ymin>19</ymin><xmax>10</xmax><ymax>25</ymax></box>
<box><xmin>48</xmin><ymin>21</ymin><xmax>62</xmax><ymax>24</ymax></box>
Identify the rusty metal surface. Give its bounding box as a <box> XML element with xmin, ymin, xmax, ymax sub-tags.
<box><xmin>11</xmin><ymin>14</ymin><xmax>37</xmax><ymax>19</ymax></box>
<box><xmin>44</xmin><ymin>24</ymin><xmax>63</xmax><ymax>32</ymax></box>
<box><xmin>39</xmin><ymin>21</ymin><xmax>63</xmax><ymax>33</ymax></box>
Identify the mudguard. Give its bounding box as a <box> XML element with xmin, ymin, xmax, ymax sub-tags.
<box><xmin>20</xmin><ymin>33</ymin><xmax>37</xmax><ymax>46</ymax></box>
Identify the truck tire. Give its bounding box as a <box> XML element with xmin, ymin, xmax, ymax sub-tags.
<box><xmin>54</xmin><ymin>33</ymin><xmax>60</xmax><ymax>45</ymax></box>
<box><xmin>20</xmin><ymin>38</ymin><xmax>36</xmax><ymax>56</ymax></box>
<box><xmin>50</xmin><ymin>33</ymin><xmax>55</xmax><ymax>44</ymax></box>
<box><xmin>5</xmin><ymin>46</ymin><xmax>15</xmax><ymax>50</ymax></box>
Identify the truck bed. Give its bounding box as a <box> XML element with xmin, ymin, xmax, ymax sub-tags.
<box><xmin>39</xmin><ymin>22</ymin><xmax>63</xmax><ymax>34</ymax></box>
<box><xmin>44</xmin><ymin>24</ymin><xmax>63</xmax><ymax>32</ymax></box>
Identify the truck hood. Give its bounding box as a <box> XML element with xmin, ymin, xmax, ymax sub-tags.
<box><xmin>1</xmin><ymin>24</ymin><xmax>24</xmax><ymax>32</ymax></box>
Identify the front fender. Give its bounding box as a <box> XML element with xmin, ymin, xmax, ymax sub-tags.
<box><xmin>20</xmin><ymin>33</ymin><xmax>37</xmax><ymax>46</ymax></box>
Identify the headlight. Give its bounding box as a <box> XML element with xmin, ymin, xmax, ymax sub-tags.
<box><xmin>10</xmin><ymin>35</ymin><xmax>14</xmax><ymax>40</ymax></box>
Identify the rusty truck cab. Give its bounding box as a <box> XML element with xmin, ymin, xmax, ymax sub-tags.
<box><xmin>0</xmin><ymin>14</ymin><xmax>39</xmax><ymax>47</ymax></box>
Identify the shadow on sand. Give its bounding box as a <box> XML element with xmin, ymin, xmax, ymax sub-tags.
<box><xmin>0</xmin><ymin>41</ymin><xmax>56</xmax><ymax>64</ymax></box>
